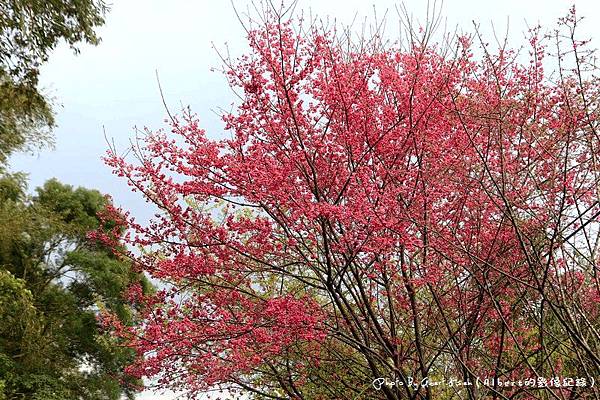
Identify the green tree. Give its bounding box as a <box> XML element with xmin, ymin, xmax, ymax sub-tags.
<box><xmin>0</xmin><ymin>176</ymin><xmax>151</xmax><ymax>400</ymax></box>
<box><xmin>0</xmin><ymin>2</ymin><xmax>140</xmax><ymax>398</ymax></box>
<box><xmin>0</xmin><ymin>0</ymin><xmax>109</xmax><ymax>162</ymax></box>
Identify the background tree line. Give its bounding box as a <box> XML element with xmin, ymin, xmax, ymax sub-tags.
<box><xmin>0</xmin><ymin>1</ymin><xmax>151</xmax><ymax>399</ymax></box>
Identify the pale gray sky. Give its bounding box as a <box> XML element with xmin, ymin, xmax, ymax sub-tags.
<box><xmin>9</xmin><ymin>1</ymin><xmax>599</xmax><ymax>399</ymax></box>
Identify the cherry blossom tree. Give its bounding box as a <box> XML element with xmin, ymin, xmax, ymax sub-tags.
<box><xmin>102</xmin><ymin>4</ymin><xmax>600</xmax><ymax>399</ymax></box>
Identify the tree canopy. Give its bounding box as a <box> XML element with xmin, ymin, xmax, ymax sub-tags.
<box><xmin>103</xmin><ymin>5</ymin><xmax>600</xmax><ymax>400</ymax></box>
<box><xmin>0</xmin><ymin>2</ymin><xmax>156</xmax><ymax>399</ymax></box>
<box><xmin>0</xmin><ymin>0</ymin><xmax>108</xmax><ymax>162</ymax></box>
<box><xmin>0</xmin><ymin>177</ymin><xmax>151</xmax><ymax>400</ymax></box>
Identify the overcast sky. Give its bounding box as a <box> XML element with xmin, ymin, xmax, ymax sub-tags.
<box><xmin>9</xmin><ymin>1</ymin><xmax>600</xmax><ymax>399</ymax></box>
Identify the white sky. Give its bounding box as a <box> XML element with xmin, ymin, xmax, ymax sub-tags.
<box><xmin>8</xmin><ymin>0</ymin><xmax>600</xmax><ymax>399</ymax></box>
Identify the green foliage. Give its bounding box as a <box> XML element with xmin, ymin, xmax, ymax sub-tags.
<box><xmin>0</xmin><ymin>0</ymin><xmax>108</xmax><ymax>81</ymax></box>
<box><xmin>0</xmin><ymin>172</ymin><xmax>26</xmax><ymax>202</ymax></box>
<box><xmin>0</xmin><ymin>0</ymin><xmax>109</xmax><ymax>162</ymax></box>
<box><xmin>0</xmin><ymin>3</ymin><xmax>124</xmax><ymax>398</ymax></box>
<box><xmin>0</xmin><ymin>73</ymin><xmax>54</xmax><ymax>162</ymax></box>
<box><xmin>0</xmin><ymin>176</ymin><xmax>150</xmax><ymax>400</ymax></box>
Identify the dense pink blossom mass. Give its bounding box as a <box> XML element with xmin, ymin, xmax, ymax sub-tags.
<box><xmin>100</xmin><ymin>6</ymin><xmax>600</xmax><ymax>400</ymax></box>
